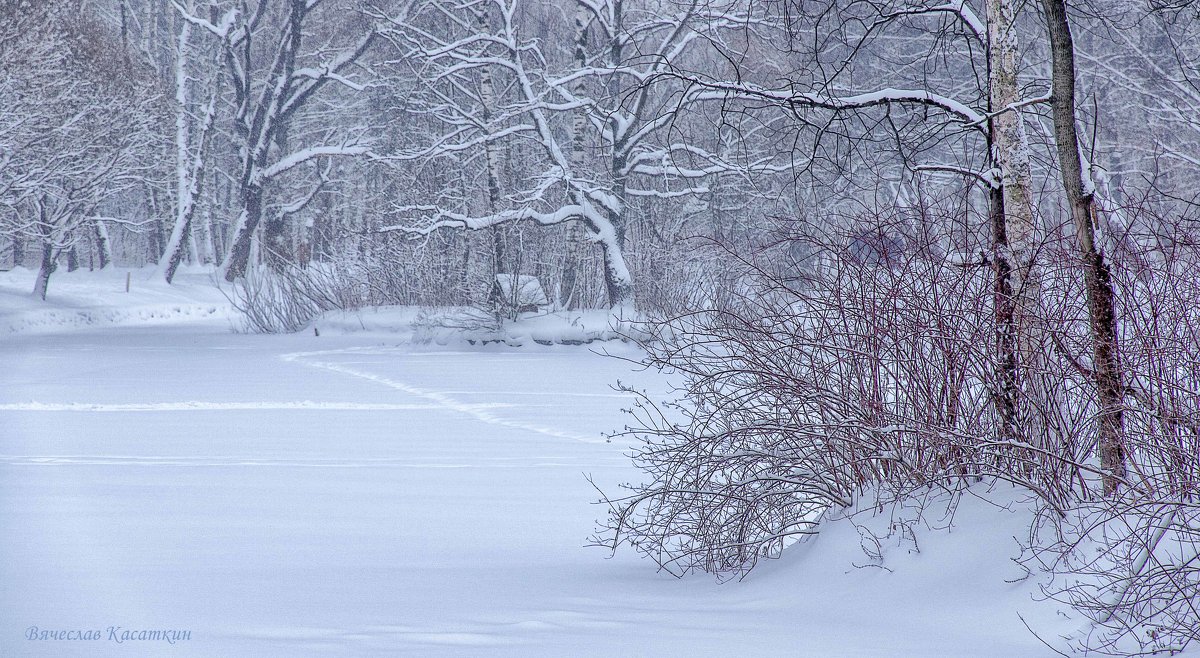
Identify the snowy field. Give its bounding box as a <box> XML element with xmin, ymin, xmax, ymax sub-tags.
<box><xmin>0</xmin><ymin>268</ymin><xmax>1080</xmax><ymax>656</ymax></box>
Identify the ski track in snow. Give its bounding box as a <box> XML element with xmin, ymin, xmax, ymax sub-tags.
<box><xmin>0</xmin><ymin>346</ymin><xmax>618</xmax><ymax>469</ymax></box>
<box><xmin>281</xmin><ymin>347</ymin><xmax>608</xmax><ymax>444</ymax></box>
<box><xmin>0</xmin><ymin>455</ymin><xmax>604</xmax><ymax>468</ymax></box>
<box><xmin>0</xmin><ymin>401</ymin><xmax>517</xmax><ymax>412</ymax></box>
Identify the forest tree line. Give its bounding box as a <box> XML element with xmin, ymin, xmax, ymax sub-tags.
<box><xmin>5</xmin><ymin>0</ymin><xmax>1189</xmax><ymax>315</ymax></box>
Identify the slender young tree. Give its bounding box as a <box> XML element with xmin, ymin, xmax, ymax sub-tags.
<box><xmin>1040</xmin><ymin>0</ymin><xmax>1126</xmax><ymax>494</ymax></box>
<box><xmin>158</xmin><ymin>1</ymin><xmax>228</xmax><ymax>283</ymax></box>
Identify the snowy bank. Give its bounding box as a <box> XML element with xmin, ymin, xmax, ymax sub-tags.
<box><xmin>311</xmin><ymin>306</ymin><xmax>644</xmax><ymax>347</ymax></box>
<box><xmin>0</xmin><ymin>266</ymin><xmax>642</xmax><ymax>347</ymax></box>
<box><xmin>0</xmin><ymin>266</ymin><xmax>236</xmax><ymax>335</ymax></box>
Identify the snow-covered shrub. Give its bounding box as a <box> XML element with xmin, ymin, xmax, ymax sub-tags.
<box><xmin>228</xmin><ymin>261</ymin><xmax>366</xmax><ymax>333</ymax></box>
<box><xmin>410</xmin><ymin>306</ymin><xmax>500</xmax><ymax>344</ymax></box>
<box><xmin>595</xmin><ymin>210</ymin><xmax>1013</xmax><ymax>577</ymax></box>
<box><xmin>595</xmin><ymin>202</ymin><xmax>1200</xmax><ymax>651</ymax></box>
<box><xmin>1021</xmin><ymin>204</ymin><xmax>1200</xmax><ymax>655</ymax></box>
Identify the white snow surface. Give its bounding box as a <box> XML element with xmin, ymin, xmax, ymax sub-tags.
<box><xmin>0</xmin><ymin>267</ymin><xmax>1090</xmax><ymax>656</ymax></box>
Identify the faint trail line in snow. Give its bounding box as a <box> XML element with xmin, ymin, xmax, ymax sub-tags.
<box><xmin>0</xmin><ymin>401</ymin><xmax>517</xmax><ymax>412</ymax></box>
<box><xmin>281</xmin><ymin>347</ymin><xmax>607</xmax><ymax>444</ymax></box>
<box><xmin>239</xmin><ymin>625</ymin><xmax>518</xmax><ymax>649</ymax></box>
<box><xmin>438</xmin><ymin>390</ymin><xmax>629</xmax><ymax>399</ymax></box>
<box><xmin>0</xmin><ymin>455</ymin><xmax>614</xmax><ymax>468</ymax></box>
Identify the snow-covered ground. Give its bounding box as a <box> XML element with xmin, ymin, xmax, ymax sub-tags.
<box><xmin>1</xmin><ymin>267</ymin><xmax>1081</xmax><ymax>656</ymax></box>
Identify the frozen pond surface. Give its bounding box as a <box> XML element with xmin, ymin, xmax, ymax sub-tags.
<box><xmin>1</xmin><ymin>326</ymin><xmax>1062</xmax><ymax>656</ymax></box>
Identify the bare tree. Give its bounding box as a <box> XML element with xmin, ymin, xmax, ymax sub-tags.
<box><xmin>175</xmin><ymin>0</ymin><xmax>379</xmax><ymax>282</ymax></box>
<box><xmin>1040</xmin><ymin>0</ymin><xmax>1126</xmax><ymax>495</ymax></box>
<box><xmin>375</xmin><ymin>0</ymin><xmax>772</xmax><ymax>311</ymax></box>
<box><xmin>158</xmin><ymin>1</ymin><xmax>229</xmax><ymax>283</ymax></box>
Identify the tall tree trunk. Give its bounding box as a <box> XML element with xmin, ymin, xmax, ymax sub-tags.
<box><xmin>218</xmin><ymin>0</ymin><xmax>314</xmax><ymax>282</ymax></box>
<box><xmin>601</xmin><ymin>0</ymin><xmax>634</xmax><ymax>313</ymax></box>
<box><xmin>1040</xmin><ymin>0</ymin><xmax>1126</xmax><ymax>495</ymax></box>
<box><xmin>161</xmin><ymin>18</ymin><xmax>219</xmax><ymax>284</ymax></box>
<box><xmin>33</xmin><ymin>242</ymin><xmax>55</xmax><ymax>301</ymax></box>
<box><xmin>987</xmin><ymin>0</ymin><xmax>1044</xmax><ymax>447</ymax></box>
<box><xmin>211</xmin><ymin>176</ymin><xmax>230</xmax><ymax>264</ymax></box>
<box><xmin>559</xmin><ymin>0</ymin><xmax>593</xmax><ymax>310</ymax></box>
<box><xmin>475</xmin><ymin>5</ymin><xmax>506</xmax><ymax>306</ymax></box>
<box><xmin>599</xmin><ymin>235</ymin><xmax>635</xmax><ymax>313</ymax></box>
<box><xmin>198</xmin><ymin>201</ymin><xmax>216</xmax><ymax>265</ymax></box>
<box><xmin>160</xmin><ymin>164</ymin><xmax>199</xmax><ymax>280</ymax></box>
<box><xmin>606</xmin><ymin>156</ymin><xmax>630</xmax><ymax>310</ymax></box>
<box><xmin>259</xmin><ymin>125</ymin><xmax>294</xmax><ymax>273</ymax></box>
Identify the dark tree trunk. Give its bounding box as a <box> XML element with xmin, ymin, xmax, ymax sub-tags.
<box><xmin>989</xmin><ymin>185</ymin><xmax>1019</xmax><ymax>444</ymax></box>
<box><xmin>222</xmin><ymin>183</ymin><xmax>264</xmax><ymax>282</ymax></box>
<box><xmin>162</xmin><ymin>219</ymin><xmax>191</xmax><ymax>283</ymax></box>
<box><xmin>599</xmin><ymin>233</ymin><xmax>634</xmax><ymax>312</ymax></box>
<box><xmin>33</xmin><ymin>243</ymin><xmax>56</xmax><ymax>301</ymax></box>
<box><xmin>1041</xmin><ymin>0</ymin><xmax>1126</xmax><ymax>495</ymax></box>
<box><xmin>11</xmin><ymin>236</ymin><xmax>24</xmax><ymax>268</ymax></box>
<box><xmin>93</xmin><ymin>222</ymin><xmax>110</xmax><ymax>269</ymax></box>
<box><xmin>262</xmin><ymin>210</ymin><xmax>290</xmax><ymax>271</ymax></box>
<box><xmin>33</xmin><ymin>219</ymin><xmax>56</xmax><ymax>301</ymax></box>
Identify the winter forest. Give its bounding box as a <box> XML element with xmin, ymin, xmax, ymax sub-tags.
<box><xmin>3</xmin><ymin>0</ymin><xmax>1200</xmax><ymax>655</ymax></box>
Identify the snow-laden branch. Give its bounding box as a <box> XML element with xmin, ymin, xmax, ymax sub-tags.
<box><xmin>380</xmin><ymin>203</ymin><xmax>585</xmax><ymax>234</ymax></box>
<box><xmin>255</xmin><ymin>145</ymin><xmax>369</xmax><ymax>183</ymax></box>
<box><xmin>877</xmin><ymin>0</ymin><xmax>986</xmax><ymax>42</ymax></box>
<box><xmin>685</xmin><ymin>77</ymin><xmax>986</xmax><ymax>132</ymax></box>
<box><xmin>968</xmin><ymin>93</ymin><xmax>1051</xmax><ymax>127</ymax></box>
<box><xmin>913</xmin><ymin>163</ymin><xmax>1000</xmax><ymax>188</ymax></box>
<box><xmin>170</xmin><ymin>1</ymin><xmax>238</xmax><ymax>39</ymax></box>
<box><xmin>280</xmin><ymin>30</ymin><xmax>379</xmax><ymax>117</ymax></box>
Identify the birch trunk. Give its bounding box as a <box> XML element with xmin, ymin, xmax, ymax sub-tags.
<box><xmin>476</xmin><ymin>6</ymin><xmax>506</xmax><ymax>305</ymax></box>
<box><xmin>559</xmin><ymin>0</ymin><xmax>593</xmax><ymax>310</ymax></box>
<box><xmin>987</xmin><ymin>0</ymin><xmax>1044</xmax><ymax>446</ymax></box>
<box><xmin>161</xmin><ymin>19</ymin><xmax>219</xmax><ymax>284</ymax></box>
